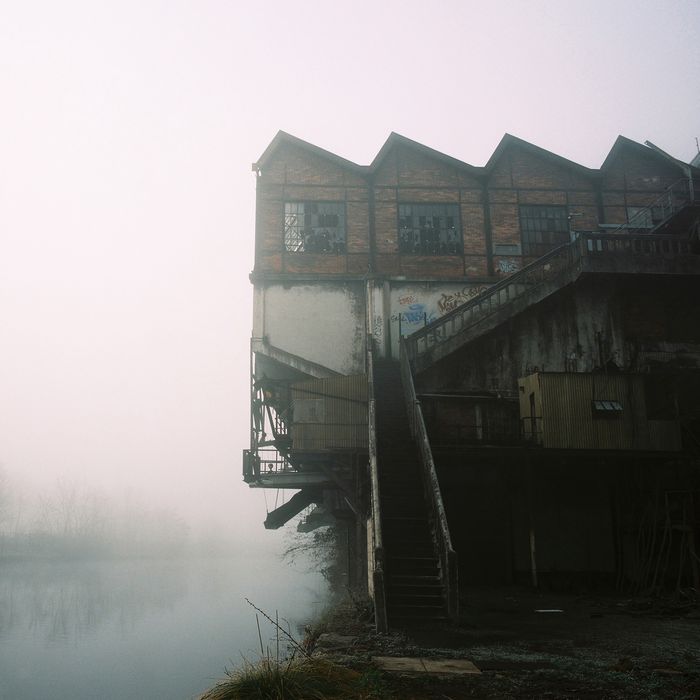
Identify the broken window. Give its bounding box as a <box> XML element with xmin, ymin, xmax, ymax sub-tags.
<box><xmin>398</xmin><ymin>203</ymin><xmax>462</xmax><ymax>255</ymax></box>
<box><xmin>284</xmin><ymin>202</ymin><xmax>345</xmax><ymax>253</ymax></box>
<box><xmin>519</xmin><ymin>205</ymin><xmax>569</xmax><ymax>257</ymax></box>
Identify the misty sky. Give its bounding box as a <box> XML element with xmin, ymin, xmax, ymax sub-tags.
<box><xmin>0</xmin><ymin>1</ymin><xmax>698</xmax><ymax>537</ymax></box>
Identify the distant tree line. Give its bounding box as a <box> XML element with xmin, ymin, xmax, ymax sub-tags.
<box><xmin>0</xmin><ymin>467</ymin><xmax>189</xmax><ymax>560</ymax></box>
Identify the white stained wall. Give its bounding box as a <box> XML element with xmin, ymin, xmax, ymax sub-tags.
<box><xmin>255</xmin><ymin>283</ymin><xmax>367</xmax><ymax>375</ymax></box>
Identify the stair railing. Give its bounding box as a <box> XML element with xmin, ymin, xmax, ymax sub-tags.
<box><xmin>405</xmin><ymin>223</ymin><xmax>696</xmax><ymax>366</ymax></box>
<box><xmin>367</xmin><ymin>344</ymin><xmax>387</xmax><ymax>632</ymax></box>
<box><xmin>405</xmin><ymin>240</ymin><xmax>579</xmax><ymax>363</ymax></box>
<box><xmin>611</xmin><ymin>176</ymin><xmax>696</xmax><ymax>233</ymax></box>
<box><xmin>399</xmin><ymin>342</ymin><xmax>459</xmax><ymax>623</ymax></box>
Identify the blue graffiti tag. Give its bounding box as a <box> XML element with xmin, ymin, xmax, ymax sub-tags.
<box><xmin>391</xmin><ymin>303</ymin><xmax>437</xmax><ymax>325</ymax></box>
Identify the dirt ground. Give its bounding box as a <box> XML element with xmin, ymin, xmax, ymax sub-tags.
<box><xmin>319</xmin><ymin>586</ymin><xmax>700</xmax><ymax>699</ymax></box>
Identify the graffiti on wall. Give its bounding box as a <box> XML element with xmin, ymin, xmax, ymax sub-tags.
<box><xmin>385</xmin><ymin>285</ymin><xmax>492</xmax><ymax>350</ymax></box>
<box><xmin>497</xmin><ymin>258</ymin><xmax>520</xmax><ymax>275</ymax></box>
<box><xmin>390</xmin><ymin>303</ymin><xmax>437</xmax><ymax>326</ymax></box>
<box><xmin>437</xmin><ymin>285</ymin><xmax>488</xmax><ymax>314</ymax></box>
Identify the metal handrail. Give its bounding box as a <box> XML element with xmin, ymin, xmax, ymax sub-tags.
<box><xmin>399</xmin><ymin>342</ymin><xmax>458</xmax><ymax>623</ymax></box>
<box><xmin>610</xmin><ymin>177</ymin><xmax>695</xmax><ymax>233</ymax></box>
<box><xmin>582</xmin><ymin>232</ymin><xmax>692</xmax><ymax>256</ymax></box>
<box><xmin>367</xmin><ymin>339</ymin><xmax>387</xmax><ymax>632</ymax></box>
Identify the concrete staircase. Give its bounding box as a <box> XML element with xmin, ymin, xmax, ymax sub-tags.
<box><xmin>406</xmin><ymin>179</ymin><xmax>699</xmax><ymax>373</ymax></box>
<box><xmin>407</xmin><ymin>231</ymin><xmax>698</xmax><ymax>373</ymax></box>
<box><xmin>374</xmin><ymin>361</ymin><xmax>447</xmax><ymax>624</ymax></box>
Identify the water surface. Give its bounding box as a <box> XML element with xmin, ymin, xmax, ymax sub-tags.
<box><xmin>0</xmin><ymin>554</ymin><xmax>325</xmax><ymax>699</ymax></box>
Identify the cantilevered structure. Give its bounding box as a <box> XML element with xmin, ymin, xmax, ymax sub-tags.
<box><xmin>243</xmin><ymin>131</ymin><xmax>700</xmax><ymax>630</ymax></box>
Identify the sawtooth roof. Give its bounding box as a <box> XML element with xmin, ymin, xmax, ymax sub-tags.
<box><xmin>253</xmin><ymin>130</ymin><xmax>694</xmax><ymax>180</ymax></box>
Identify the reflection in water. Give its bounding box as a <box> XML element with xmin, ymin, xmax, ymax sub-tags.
<box><xmin>0</xmin><ymin>556</ymin><xmax>326</xmax><ymax>700</ymax></box>
<box><xmin>0</xmin><ymin>561</ymin><xmax>187</xmax><ymax>644</ymax></box>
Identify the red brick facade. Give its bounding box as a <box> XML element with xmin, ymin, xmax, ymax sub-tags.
<box><xmin>253</xmin><ymin>132</ymin><xmax>691</xmax><ymax>281</ymax></box>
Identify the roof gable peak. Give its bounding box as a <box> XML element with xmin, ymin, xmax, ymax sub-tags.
<box><xmin>370</xmin><ymin>132</ymin><xmax>482</xmax><ymax>176</ymax></box>
<box><xmin>253</xmin><ymin>131</ymin><xmax>366</xmax><ymax>174</ymax></box>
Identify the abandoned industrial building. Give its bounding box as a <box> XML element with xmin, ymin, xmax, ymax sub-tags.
<box><xmin>242</xmin><ymin>130</ymin><xmax>700</xmax><ymax>631</ymax></box>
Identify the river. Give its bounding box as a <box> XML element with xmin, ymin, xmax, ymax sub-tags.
<box><xmin>0</xmin><ymin>553</ymin><xmax>326</xmax><ymax>699</ymax></box>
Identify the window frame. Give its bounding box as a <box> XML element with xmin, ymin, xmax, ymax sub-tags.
<box><xmin>397</xmin><ymin>202</ymin><xmax>463</xmax><ymax>256</ymax></box>
<box><xmin>591</xmin><ymin>399</ymin><xmax>624</xmax><ymax>419</ymax></box>
<box><xmin>519</xmin><ymin>204</ymin><xmax>570</xmax><ymax>257</ymax></box>
<box><xmin>626</xmin><ymin>206</ymin><xmax>663</xmax><ymax>229</ymax></box>
<box><xmin>283</xmin><ymin>201</ymin><xmax>346</xmax><ymax>254</ymax></box>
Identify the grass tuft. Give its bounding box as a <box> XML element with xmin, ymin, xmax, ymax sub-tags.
<box><xmin>199</xmin><ymin>657</ymin><xmax>374</xmax><ymax>700</ymax></box>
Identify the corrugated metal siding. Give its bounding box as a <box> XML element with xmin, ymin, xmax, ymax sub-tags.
<box><xmin>290</xmin><ymin>374</ymin><xmax>368</xmax><ymax>450</ymax></box>
<box><xmin>518</xmin><ymin>372</ymin><xmax>681</xmax><ymax>451</ymax></box>
<box><xmin>541</xmin><ymin>373</ymin><xmax>645</xmax><ymax>450</ymax></box>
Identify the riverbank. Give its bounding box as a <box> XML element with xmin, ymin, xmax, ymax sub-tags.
<box><xmin>297</xmin><ymin>586</ymin><xmax>700</xmax><ymax>699</ymax></box>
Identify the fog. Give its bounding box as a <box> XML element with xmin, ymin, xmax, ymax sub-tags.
<box><xmin>1</xmin><ymin>0</ymin><xmax>698</xmax><ymax>544</ymax></box>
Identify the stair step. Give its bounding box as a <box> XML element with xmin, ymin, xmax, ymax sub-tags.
<box><xmin>386</xmin><ymin>547</ymin><xmax>435</xmax><ymax>559</ymax></box>
<box><xmin>388</xmin><ymin>583</ymin><xmax>444</xmax><ymax>596</ymax></box>
<box><xmin>383</xmin><ymin>529</ymin><xmax>433</xmax><ymax>540</ymax></box>
<box><xmin>383</xmin><ymin>518</ymin><xmax>431</xmax><ymax>529</ymax></box>
<box><xmin>382</xmin><ymin>500</ymin><xmax>425</xmax><ymax>509</ymax></box>
<box><xmin>385</xmin><ymin>540</ymin><xmax>434</xmax><ymax>552</ymax></box>
<box><xmin>389</xmin><ymin>594</ymin><xmax>445</xmax><ymax>607</ymax></box>
<box><xmin>382</xmin><ymin>509</ymin><xmax>428</xmax><ymax>517</ymax></box>
<box><xmin>388</xmin><ymin>559</ymin><xmax>440</xmax><ymax>575</ymax></box>
<box><xmin>388</xmin><ymin>581</ymin><xmax>445</xmax><ymax>591</ymax></box>
<box><xmin>380</xmin><ymin>492</ymin><xmax>424</xmax><ymax>502</ymax></box>
<box><xmin>389</xmin><ymin>574</ymin><xmax>441</xmax><ymax>584</ymax></box>
<box><xmin>388</xmin><ymin>555</ymin><xmax>439</xmax><ymax>564</ymax></box>
<box><xmin>384</xmin><ymin>531</ymin><xmax>433</xmax><ymax>542</ymax></box>
<box><xmin>379</xmin><ymin>478</ymin><xmax>422</xmax><ymax>487</ymax></box>
<box><xmin>383</xmin><ymin>528</ymin><xmax>433</xmax><ymax>538</ymax></box>
<box><xmin>383</xmin><ymin>526</ymin><xmax>432</xmax><ymax>538</ymax></box>
<box><xmin>382</xmin><ymin>528</ymin><xmax>434</xmax><ymax>554</ymax></box>
<box><xmin>379</xmin><ymin>470</ymin><xmax>421</xmax><ymax>479</ymax></box>
<box><xmin>383</xmin><ymin>522</ymin><xmax>432</xmax><ymax>532</ymax></box>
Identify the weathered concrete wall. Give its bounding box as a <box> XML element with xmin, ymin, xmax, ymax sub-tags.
<box><xmin>256</xmin><ymin>282</ymin><xmax>366</xmax><ymax>375</ymax></box>
<box><xmin>417</xmin><ymin>274</ymin><xmax>700</xmax><ymax>394</ymax></box>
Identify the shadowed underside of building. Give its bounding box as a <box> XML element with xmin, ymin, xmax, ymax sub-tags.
<box><xmin>242</xmin><ymin>130</ymin><xmax>700</xmax><ymax>630</ymax></box>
